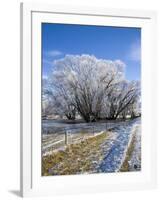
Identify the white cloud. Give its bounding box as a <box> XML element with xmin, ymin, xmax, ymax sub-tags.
<box><xmin>129</xmin><ymin>40</ymin><xmax>141</xmax><ymax>62</ymax></box>
<box><xmin>43</xmin><ymin>75</ymin><xmax>48</xmax><ymax>80</ymax></box>
<box><xmin>46</xmin><ymin>50</ymin><xmax>63</xmax><ymax>57</ymax></box>
<box><xmin>43</xmin><ymin>59</ymin><xmax>53</xmax><ymax>65</ymax></box>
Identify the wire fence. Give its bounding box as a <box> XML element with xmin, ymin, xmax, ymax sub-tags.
<box><xmin>42</xmin><ymin>122</ymin><xmax>116</xmax><ymax>156</ymax></box>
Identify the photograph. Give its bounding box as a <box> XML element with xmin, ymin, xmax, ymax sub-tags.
<box><xmin>41</xmin><ymin>23</ymin><xmax>141</xmax><ymax>176</ymax></box>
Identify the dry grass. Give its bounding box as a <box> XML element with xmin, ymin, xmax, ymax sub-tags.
<box><xmin>120</xmin><ymin>134</ymin><xmax>136</xmax><ymax>172</ymax></box>
<box><xmin>42</xmin><ymin>132</ymin><xmax>109</xmax><ymax>176</ymax></box>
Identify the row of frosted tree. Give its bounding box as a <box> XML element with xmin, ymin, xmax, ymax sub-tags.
<box><xmin>42</xmin><ymin>55</ymin><xmax>141</xmax><ymax>122</ymax></box>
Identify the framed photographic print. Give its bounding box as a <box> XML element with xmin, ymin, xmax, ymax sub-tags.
<box><xmin>20</xmin><ymin>2</ymin><xmax>157</xmax><ymax>197</ymax></box>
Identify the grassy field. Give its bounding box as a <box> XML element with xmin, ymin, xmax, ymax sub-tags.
<box><xmin>42</xmin><ymin>132</ymin><xmax>110</xmax><ymax>176</ymax></box>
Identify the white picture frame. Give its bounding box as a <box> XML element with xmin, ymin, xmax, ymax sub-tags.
<box><xmin>20</xmin><ymin>2</ymin><xmax>157</xmax><ymax>197</ymax></box>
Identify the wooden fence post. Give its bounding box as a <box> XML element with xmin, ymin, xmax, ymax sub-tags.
<box><xmin>65</xmin><ymin>130</ymin><xmax>68</xmax><ymax>145</ymax></box>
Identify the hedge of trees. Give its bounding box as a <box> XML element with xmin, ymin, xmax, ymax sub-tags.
<box><xmin>42</xmin><ymin>55</ymin><xmax>141</xmax><ymax>122</ymax></box>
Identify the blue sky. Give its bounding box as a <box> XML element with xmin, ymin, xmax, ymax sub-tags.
<box><xmin>42</xmin><ymin>23</ymin><xmax>141</xmax><ymax>81</ymax></box>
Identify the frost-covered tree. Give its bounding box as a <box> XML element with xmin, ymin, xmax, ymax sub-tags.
<box><xmin>42</xmin><ymin>76</ymin><xmax>53</xmax><ymax>117</ymax></box>
<box><xmin>103</xmin><ymin>80</ymin><xmax>140</xmax><ymax>119</ymax></box>
<box><xmin>43</xmin><ymin>54</ymin><xmax>141</xmax><ymax>122</ymax></box>
<box><xmin>49</xmin><ymin>55</ymin><xmax>126</xmax><ymax>121</ymax></box>
<box><xmin>42</xmin><ymin>75</ymin><xmax>76</xmax><ymax>120</ymax></box>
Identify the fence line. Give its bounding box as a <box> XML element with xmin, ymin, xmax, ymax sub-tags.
<box><xmin>42</xmin><ymin>123</ymin><xmax>118</xmax><ymax>156</ymax></box>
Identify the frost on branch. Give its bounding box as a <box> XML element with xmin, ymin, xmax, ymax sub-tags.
<box><xmin>42</xmin><ymin>55</ymin><xmax>141</xmax><ymax>122</ymax></box>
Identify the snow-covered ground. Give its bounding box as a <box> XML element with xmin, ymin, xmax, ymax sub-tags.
<box><xmin>128</xmin><ymin>124</ymin><xmax>141</xmax><ymax>171</ymax></box>
<box><xmin>42</xmin><ymin>119</ymin><xmax>123</xmax><ymax>155</ymax></box>
<box><xmin>98</xmin><ymin>118</ymin><xmax>141</xmax><ymax>172</ymax></box>
<box><xmin>42</xmin><ymin>118</ymin><xmax>141</xmax><ymax>172</ymax></box>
